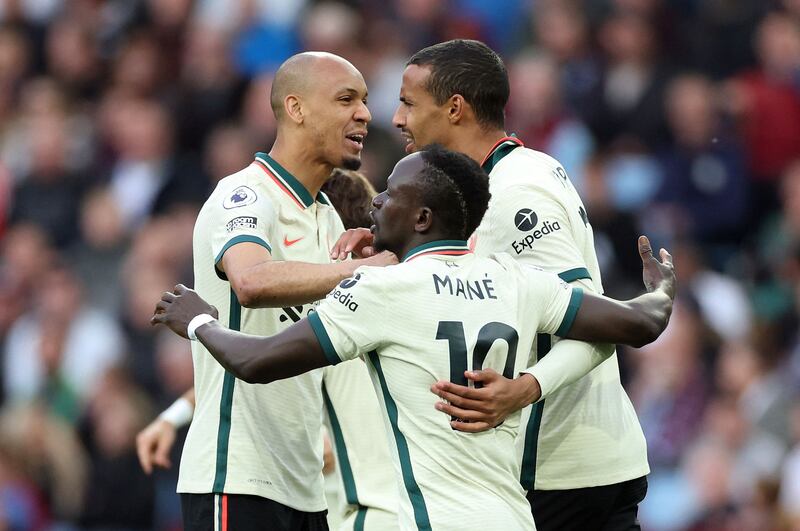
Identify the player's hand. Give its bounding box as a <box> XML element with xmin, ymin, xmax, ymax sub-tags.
<box><xmin>638</xmin><ymin>236</ymin><xmax>675</xmax><ymax>299</ymax></box>
<box><xmin>330</xmin><ymin>228</ymin><xmax>375</xmax><ymax>260</ymax></box>
<box><xmin>151</xmin><ymin>284</ymin><xmax>219</xmax><ymax>338</ymax></box>
<box><xmin>136</xmin><ymin>418</ymin><xmax>177</xmax><ymax>474</ymax></box>
<box><xmin>361</xmin><ymin>250</ymin><xmax>398</xmax><ymax>268</ymax></box>
<box><xmin>430</xmin><ymin>370</ymin><xmax>540</xmax><ymax>433</ymax></box>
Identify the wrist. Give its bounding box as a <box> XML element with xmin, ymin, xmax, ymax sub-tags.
<box><xmin>188</xmin><ymin>314</ymin><xmax>217</xmax><ymax>341</ymax></box>
<box><xmin>514</xmin><ymin>373</ymin><xmax>542</xmax><ymax>407</ymax></box>
<box><xmin>158</xmin><ymin>396</ymin><xmax>194</xmax><ymax>428</ymax></box>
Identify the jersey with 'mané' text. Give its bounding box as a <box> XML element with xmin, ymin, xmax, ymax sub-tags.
<box><xmin>181</xmin><ymin>152</ymin><xmax>343</xmax><ymax>511</ymax></box>
<box><xmin>309</xmin><ymin>241</ymin><xmax>583</xmax><ymax>530</ymax></box>
<box><xmin>473</xmin><ymin>137</ymin><xmax>649</xmax><ymax>491</ymax></box>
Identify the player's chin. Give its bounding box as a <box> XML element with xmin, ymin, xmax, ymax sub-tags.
<box><xmin>341</xmin><ymin>155</ymin><xmax>362</xmax><ymax>171</ymax></box>
<box><xmin>371</xmin><ymin>233</ymin><xmax>386</xmax><ymax>252</ymax></box>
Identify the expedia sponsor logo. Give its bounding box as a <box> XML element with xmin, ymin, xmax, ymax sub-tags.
<box><xmin>511</xmin><ymin>220</ymin><xmax>562</xmax><ymax>254</ymax></box>
<box><xmin>329</xmin><ymin>289</ymin><xmax>359</xmax><ymax>312</ymax></box>
<box><xmin>515</xmin><ymin>209</ymin><xmax>538</xmax><ymax>232</ymax></box>
<box><xmin>338</xmin><ymin>273</ymin><xmax>361</xmax><ymax>289</ymax></box>
<box><xmin>226</xmin><ymin>216</ymin><xmax>257</xmax><ymax>232</ymax></box>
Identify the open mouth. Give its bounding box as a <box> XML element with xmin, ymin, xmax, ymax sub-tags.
<box><xmin>400</xmin><ymin>132</ymin><xmax>415</xmax><ymax>153</ymax></box>
<box><xmin>345</xmin><ymin>132</ymin><xmax>366</xmax><ymax>151</ymax></box>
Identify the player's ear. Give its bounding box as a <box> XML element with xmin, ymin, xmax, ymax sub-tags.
<box><xmin>284</xmin><ymin>94</ymin><xmax>304</xmax><ymax>124</ymax></box>
<box><xmin>415</xmin><ymin>207</ymin><xmax>433</xmax><ymax>233</ymax></box>
<box><xmin>448</xmin><ymin>94</ymin><xmax>465</xmax><ymax>124</ymax></box>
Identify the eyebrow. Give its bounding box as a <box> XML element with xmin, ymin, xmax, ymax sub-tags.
<box><xmin>338</xmin><ymin>87</ymin><xmax>368</xmax><ymax>98</ymax></box>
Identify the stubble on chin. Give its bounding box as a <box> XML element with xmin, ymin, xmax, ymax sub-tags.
<box><xmin>341</xmin><ymin>156</ymin><xmax>362</xmax><ymax>171</ymax></box>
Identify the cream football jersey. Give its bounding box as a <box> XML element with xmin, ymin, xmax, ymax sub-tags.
<box><xmin>180</xmin><ymin>153</ymin><xmax>344</xmax><ymax>511</ymax></box>
<box><xmin>472</xmin><ymin>137</ymin><xmax>649</xmax><ymax>490</ymax></box>
<box><xmin>323</xmin><ymin>361</ymin><xmax>399</xmax><ymax>530</ymax></box>
<box><xmin>309</xmin><ymin>241</ymin><xmax>583</xmax><ymax>531</ymax></box>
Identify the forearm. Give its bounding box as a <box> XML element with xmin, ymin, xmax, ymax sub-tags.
<box><xmin>235</xmin><ymin>260</ymin><xmax>357</xmax><ymax>307</ymax></box>
<box><xmin>195</xmin><ymin>320</ymin><xmax>328</xmax><ymax>384</ymax></box>
<box><xmin>567</xmin><ymin>290</ymin><xmax>673</xmax><ymax>348</ymax></box>
<box><xmin>627</xmin><ymin>291</ymin><xmax>673</xmax><ymax>342</ymax></box>
<box><xmin>522</xmin><ymin>340</ymin><xmax>615</xmax><ymax>401</ymax></box>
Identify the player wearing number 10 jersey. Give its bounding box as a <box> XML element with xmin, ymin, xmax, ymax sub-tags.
<box><xmin>152</xmin><ymin>147</ymin><xmax>675</xmax><ymax>531</ymax></box>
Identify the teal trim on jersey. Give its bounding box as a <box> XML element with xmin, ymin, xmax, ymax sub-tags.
<box><xmin>481</xmin><ymin>135</ymin><xmax>523</xmax><ymax>174</ymax></box>
<box><xmin>402</xmin><ymin>240</ymin><xmax>470</xmax><ymax>262</ymax></box>
<box><xmin>255</xmin><ymin>152</ymin><xmax>330</xmax><ymax>207</ymax></box>
<box><xmin>212</xmin><ymin>290</ymin><xmax>241</xmax><ymax>493</ymax></box>
<box><xmin>367</xmin><ymin>351</ymin><xmax>431</xmax><ymax>531</ymax></box>
<box><xmin>317</xmin><ymin>190</ymin><xmax>332</xmax><ymax>206</ymax></box>
<box><xmin>322</xmin><ymin>383</ymin><xmax>360</xmax><ymax>507</ymax></box>
<box><xmin>354</xmin><ymin>507</ymin><xmax>367</xmax><ymax>531</ymax></box>
<box><xmin>555</xmin><ymin>288</ymin><xmax>584</xmax><ymax>337</ymax></box>
<box><xmin>558</xmin><ymin>267</ymin><xmax>592</xmax><ymax>283</ymax></box>
<box><xmin>308</xmin><ymin>312</ymin><xmax>341</xmax><ymax>366</ymax></box>
<box><xmin>214</xmin><ymin>235</ymin><xmax>272</xmax><ymax>280</ymax></box>
<box><xmin>520</xmin><ymin>334</ymin><xmax>551</xmax><ymax>490</ymax></box>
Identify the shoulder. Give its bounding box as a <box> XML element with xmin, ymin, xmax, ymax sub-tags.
<box><xmin>209</xmin><ymin>167</ymin><xmax>277</xmax><ymax>210</ymax></box>
<box><xmin>495</xmin><ymin>147</ymin><xmax>564</xmax><ymax>175</ymax></box>
<box><xmin>490</xmin><ymin>148</ymin><xmax>569</xmax><ymax>193</ymax></box>
<box><xmin>483</xmin><ymin>252</ymin><xmax>528</xmax><ymax>275</ymax></box>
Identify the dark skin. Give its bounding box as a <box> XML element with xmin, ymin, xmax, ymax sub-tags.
<box><xmin>152</xmin><ymin>153</ymin><xmax>675</xmax><ymax>389</ymax></box>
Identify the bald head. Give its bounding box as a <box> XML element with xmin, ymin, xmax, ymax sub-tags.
<box><xmin>270</xmin><ymin>52</ymin><xmax>362</xmax><ymax>121</ymax></box>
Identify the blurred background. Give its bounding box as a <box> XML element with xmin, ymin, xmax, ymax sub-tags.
<box><xmin>0</xmin><ymin>0</ymin><xmax>797</xmax><ymax>529</ymax></box>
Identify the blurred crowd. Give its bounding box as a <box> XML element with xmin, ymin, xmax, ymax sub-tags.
<box><xmin>0</xmin><ymin>0</ymin><xmax>797</xmax><ymax>529</ymax></box>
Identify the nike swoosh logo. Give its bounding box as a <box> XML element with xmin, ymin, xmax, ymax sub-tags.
<box><xmin>284</xmin><ymin>236</ymin><xmax>304</xmax><ymax>247</ymax></box>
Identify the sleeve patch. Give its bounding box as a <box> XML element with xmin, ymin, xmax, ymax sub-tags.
<box><xmin>223</xmin><ymin>186</ymin><xmax>257</xmax><ymax>209</ymax></box>
<box><xmin>226</xmin><ymin>216</ymin><xmax>258</xmax><ymax>232</ymax></box>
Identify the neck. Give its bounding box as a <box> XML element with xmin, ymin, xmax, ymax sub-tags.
<box><xmin>268</xmin><ymin>133</ymin><xmax>332</xmax><ymax>199</ymax></box>
<box><xmin>396</xmin><ymin>231</ymin><xmax>456</xmax><ymax>261</ymax></box>
<box><xmin>446</xmin><ymin>127</ymin><xmax>508</xmax><ymax>166</ymax></box>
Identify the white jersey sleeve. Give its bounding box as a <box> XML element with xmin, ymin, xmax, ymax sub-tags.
<box><xmin>522</xmin><ymin>339</ymin><xmax>615</xmax><ymax>400</ymax></box>
<box><xmin>209</xmin><ymin>181</ymin><xmax>277</xmax><ymax>278</ymax></box>
<box><xmin>308</xmin><ymin>268</ymin><xmax>386</xmax><ymax>365</ymax></box>
<box><xmin>516</xmin><ymin>260</ymin><xmax>584</xmax><ymax>338</ymax></box>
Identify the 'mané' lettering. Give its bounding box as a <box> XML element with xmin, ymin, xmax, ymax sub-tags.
<box><xmin>432</xmin><ymin>273</ymin><xmax>497</xmax><ymax>301</ymax></box>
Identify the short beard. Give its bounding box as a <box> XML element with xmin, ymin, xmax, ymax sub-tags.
<box><xmin>341</xmin><ymin>156</ymin><xmax>362</xmax><ymax>171</ymax></box>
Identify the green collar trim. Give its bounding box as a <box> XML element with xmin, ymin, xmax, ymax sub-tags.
<box><xmin>254</xmin><ymin>153</ymin><xmax>330</xmax><ymax>207</ymax></box>
<box><xmin>402</xmin><ymin>240</ymin><xmax>471</xmax><ymax>262</ymax></box>
<box><xmin>481</xmin><ymin>134</ymin><xmax>523</xmax><ymax>174</ymax></box>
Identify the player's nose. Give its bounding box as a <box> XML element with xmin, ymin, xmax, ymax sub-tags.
<box><xmin>355</xmin><ymin>101</ymin><xmax>371</xmax><ymax>123</ymax></box>
<box><xmin>391</xmin><ymin>106</ymin><xmax>404</xmax><ymax>128</ymax></box>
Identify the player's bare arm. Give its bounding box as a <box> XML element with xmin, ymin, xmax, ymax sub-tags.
<box><xmin>152</xmin><ymin>284</ymin><xmax>329</xmax><ymax>383</ymax></box>
<box><xmin>564</xmin><ymin>235</ymin><xmax>674</xmax><ymax>345</ymax></box>
<box><xmin>136</xmin><ymin>388</ymin><xmax>195</xmax><ymax>474</ymax></box>
<box><xmin>221</xmin><ymin>240</ymin><xmax>396</xmax><ymax>307</ymax></box>
<box><xmin>433</xmin><ymin>235</ymin><xmax>675</xmax><ymax>432</ymax></box>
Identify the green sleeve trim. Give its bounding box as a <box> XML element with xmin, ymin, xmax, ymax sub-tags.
<box><xmin>308</xmin><ymin>312</ymin><xmax>341</xmax><ymax>366</ymax></box>
<box><xmin>555</xmin><ymin>287</ymin><xmax>584</xmax><ymax>337</ymax></box>
<box><xmin>558</xmin><ymin>267</ymin><xmax>591</xmax><ymax>283</ymax></box>
<box><xmin>214</xmin><ymin>235</ymin><xmax>272</xmax><ymax>280</ymax></box>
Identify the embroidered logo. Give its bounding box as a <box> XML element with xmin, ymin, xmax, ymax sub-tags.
<box><xmin>223</xmin><ymin>186</ymin><xmax>257</xmax><ymax>209</ymax></box>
